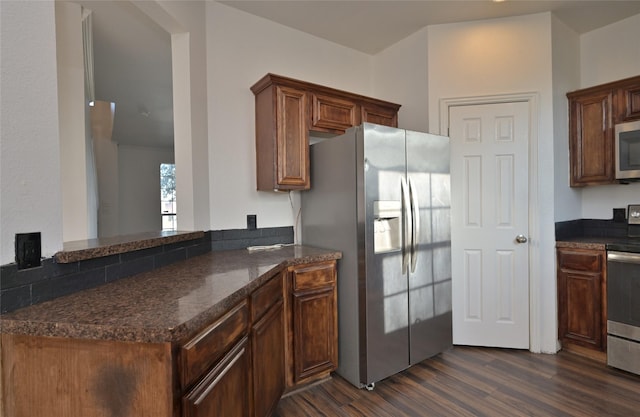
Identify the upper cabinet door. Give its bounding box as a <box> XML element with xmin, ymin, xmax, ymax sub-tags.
<box><xmin>252</xmin><ymin>81</ymin><xmax>310</xmax><ymax>192</ymax></box>
<box><xmin>310</xmin><ymin>93</ymin><xmax>357</xmax><ymax>134</ymax></box>
<box><xmin>276</xmin><ymin>86</ymin><xmax>310</xmax><ymax>190</ymax></box>
<box><xmin>616</xmin><ymin>80</ymin><xmax>640</xmax><ymax>123</ymax></box>
<box><xmin>361</xmin><ymin>103</ymin><xmax>399</xmax><ymax>128</ymax></box>
<box><xmin>568</xmin><ymin>89</ymin><xmax>615</xmax><ymax>186</ymax></box>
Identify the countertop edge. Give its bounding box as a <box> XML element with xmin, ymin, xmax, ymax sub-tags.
<box><xmin>555</xmin><ymin>240</ymin><xmax>606</xmax><ymax>250</ymax></box>
<box><xmin>54</xmin><ymin>231</ymin><xmax>205</xmax><ymax>263</ymax></box>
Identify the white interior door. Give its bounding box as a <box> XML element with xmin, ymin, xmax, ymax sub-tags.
<box><xmin>450</xmin><ymin>101</ymin><xmax>530</xmax><ymax>348</ymax></box>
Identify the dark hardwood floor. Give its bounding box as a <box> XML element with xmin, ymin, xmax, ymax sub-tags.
<box><xmin>275</xmin><ymin>346</ymin><xmax>640</xmax><ymax>417</ymax></box>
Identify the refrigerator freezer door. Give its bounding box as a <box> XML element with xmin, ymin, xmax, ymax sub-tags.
<box><xmin>359</xmin><ymin>123</ymin><xmax>410</xmax><ymax>385</ymax></box>
<box><xmin>406</xmin><ymin>130</ymin><xmax>453</xmax><ymax>365</ymax></box>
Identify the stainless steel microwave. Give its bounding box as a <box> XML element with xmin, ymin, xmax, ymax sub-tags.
<box><xmin>615</xmin><ymin>119</ymin><xmax>640</xmax><ymax>180</ymax></box>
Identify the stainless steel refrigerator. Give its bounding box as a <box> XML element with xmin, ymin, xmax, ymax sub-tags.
<box><xmin>301</xmin><ymin>123</ymin><xmax>452</xmax><ymax>389</ymax></box>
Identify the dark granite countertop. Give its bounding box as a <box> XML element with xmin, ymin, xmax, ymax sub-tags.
<box><xmin>54</xmin><ymin>230</ymin><xmax>205</xmax><ymax>263</ymax></box>
<box><xmin>0</xmin><ymin>245</ymin><xmax>341</xmax><ymax>344</ymax></box>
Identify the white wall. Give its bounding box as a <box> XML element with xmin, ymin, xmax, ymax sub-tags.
<box><xmin>0</xmin><ymin>1</ymin><xmax>63</xmax><ymax>264</ymax></box>
<box><xmin>580</xmin><ymin>14</ymin><xmax>640</xmax><ymax>88</ymax></box>
<box><xmin>551</xmin><ymin>15</ymin><xmax>582</xmax><ymax>222</ymax></box>
<box><xmin>118</xmin><ymin>145</ymin><xmax>175</xmax><ymax>235</ymax></box>
<box><xmin>56</xmin><ymin>2</ymin><xmax>93</xmax><ymax>242</ymax></box>
<box><xmin>579</xmin><ymin>14</ymin><xmax>640</xmax><ymax>219</ymax></box>
<box><xmin>427</xmin><ymin>13</ymin><xmax>558</xmax><ymax>353</ymax></box>
<box><xmin>139</xmin><ymin>1</ymin><xmax>211</xmax><ymax>233</ymax></box>
<box><xmin>372</xmin><ymin>27</ymin><xmax>430</xmax><ymax>132</ymax></box>
<box><xmin>93</xmin><ymin>138</ymin><xmax>119</xmax><ymax>238</ymax></box>
<box><xmin>205</xmin><ymin>2</ymin><xmax>372</xmax><ymax>231</ymax></box>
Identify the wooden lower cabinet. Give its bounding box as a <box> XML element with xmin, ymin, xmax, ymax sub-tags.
<box><xmin>0</xmin><ymin>260</ymin><xmax>339</xmax><ymax>416</ymax></box>
<box><xmin>251</xmin><ymin>275</ymin><xmax>285</xmax><ymax>417</ymax></box>
<box><xmin>1</xmin><ymin>335</ymin><xmax>174</xmax><ymax>417</ymax></box>
<box><xmin>284</xmin><ymin>260</ymin><xmax>338</xmax><ymax>390</ymax></box>
<box><xmin>182</xmin><ymin>337</ymin><xmax>252</xmax><ymax>417</ymax></box>
<box><xmin>1</xmin><ymin>274</ymin><xmax>288</xmax><ymax>417</ymax></box>
<box><xmin>557</xmin><ymin>247</ymin><xmax>607</xmax><ymax>358</ymax></box>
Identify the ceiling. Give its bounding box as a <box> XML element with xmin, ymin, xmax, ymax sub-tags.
<box><xmin>220</xmin><ymin>0</ymin><xmax>640</xmax><ymax>54</ymax></box>
<box><xmin>74</xmin><ymin>0</ymin><xmax>640</xmax><ymax>148</ymax></box>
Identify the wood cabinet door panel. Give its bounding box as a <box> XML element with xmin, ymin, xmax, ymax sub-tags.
<box><xmin>563</xmin><ymin>272</ymin><xmax>602</xmax><ymax>347</ymax></box>
<box><xmin>1</xmin><ymin>335</ymin><xmax>173</xmax><ymax>417</ymax></box>
<box><xmin>182</xmin><ymin>337</ymin><xmax>252</xmax><ymax>417</ymax></box>
<box><xmin>618</xmin><ymin>84</ymin><xmax>640</xmax><ymax>122</ymax></box>
<box><xmin>311</xmin><ymin>93</ymin><xmax>357</xmax><ymax>133</ymax></box>
<box><xmin>252</xmin><ymin>300</ymin><xmax>285</xmax><ymax>417</ymax></box>
<box><xmin>361</xmin><ymin>104</ymin><xmax>399</xmax><ymax>127</ymax></box>
<box><xmin>569</xmin><ymin>91</ymin><xmax>614</xmax><ymax>185</ymax></box>
<box><xmin>292</xmin><ymin>287</ymin><xmax>337</xmax><ymax>381</ymax></box>
<box><xmin>180</xmin><ymin>301</ymin><xmax>249</xmax><ymax>390</ymax></box>
<box><xmin>276</xmin><ymin>86</ymin><xmax>309</xmax><ymax>189</ymax></box>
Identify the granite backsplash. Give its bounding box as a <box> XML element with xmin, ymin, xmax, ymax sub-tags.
<box><xmin>555</xmin><ymin>218</ymin><xmax>629</xmax><ymax>240</ymax></box>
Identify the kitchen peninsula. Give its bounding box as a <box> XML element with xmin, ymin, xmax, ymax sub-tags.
<box><xmin>1</xmin><ymin>245</ymin><xmax>341</xmax><ymax>417</ymax></box>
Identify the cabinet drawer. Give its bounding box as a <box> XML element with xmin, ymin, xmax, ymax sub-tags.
<box><xmin>182</xmin><ymin>336</ymin><xmax>251</xmax><ymax>417</ymax></box>
<box><xmin>180</xmin><ymin>300</ymin><xmax>249</xmax><ymax>389</ymax></box>
<box><xmin>291</xmin><ymin>261</ymin><xmax>336</xmax><ymax>291</ymax></box>
<box><xmin>251</xmin><ymin>274</ymin><xmax>283</xmax><ymax>322</ymax></box>
<box><xmin>558</xmin><ymin>250</ymin><xmax>602</xmax><ymax>272</ymax></box>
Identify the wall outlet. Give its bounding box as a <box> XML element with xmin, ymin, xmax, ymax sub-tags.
<box><xmin>15</xmin><ymin>232</ymin><xmax>41</xmax><ymax>270</ymax></box>
<box><xmin>247</xmin><ymin>215</ymin><xmax>257</xmax><ymax>230</ymax></box>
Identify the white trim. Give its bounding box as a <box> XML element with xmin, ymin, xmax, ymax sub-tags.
<box><xmin>439</xmin><ymin>92</ymin><xmax>542</xmax><ymax>352</ymax></box>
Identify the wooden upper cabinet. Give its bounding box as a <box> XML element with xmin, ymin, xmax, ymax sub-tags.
<box><xmin>251</xmin><ymin>74</ymin><xmax>400</xmax><ymax>191</ymax></box>
<box><xmin>253</xmin><ymin>81</ymin><xmax>309</xmax><ymax>192</ymax></box>
<box><xmin>567</xmin><ymin>75</ymin><xmax>640</xmax><ymax>187</ymax></box>
<box><xmin>568</xmin><ymin>89</ymin><xmax>615</xmax><ymax>186</ymax></box>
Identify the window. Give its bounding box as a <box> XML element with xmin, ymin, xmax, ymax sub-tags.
<box><xmin>160</xmin><ymin>163</ymin><xmax>176</xmax><ymax>231</ymax></box>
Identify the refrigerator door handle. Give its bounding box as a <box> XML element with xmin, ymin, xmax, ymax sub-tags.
<box><xmin>400</xmin><ymin>177</ymin><xmax>411</xmax><ymax>274</ymax></box>
<box><xmin>409</xmin><ymin>177</ymin><xmax>419</xmax><ymax>272</ymax></box>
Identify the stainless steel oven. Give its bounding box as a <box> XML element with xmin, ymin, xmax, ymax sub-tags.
<box><xmin>607</xmin><ymin>250</ymin><xmax>640</xmax><ymax>375</ymax></box>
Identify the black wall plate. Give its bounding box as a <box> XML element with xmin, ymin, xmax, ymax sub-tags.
<box><xmin>15</xmin><ymin>232</ymin><xmax>41</xmax><ymax>270</ymax></box>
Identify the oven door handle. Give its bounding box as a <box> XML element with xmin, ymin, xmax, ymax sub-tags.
<box><xmin>607</xmin><ymin>251</ymin><xmax>640</xmax><ymax>264</ymax></box>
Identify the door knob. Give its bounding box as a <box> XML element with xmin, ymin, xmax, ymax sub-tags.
<box><xmin>515</xmin><ymin>234</ymin><xmax>528</xmax><ymax>243</ymax></box>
